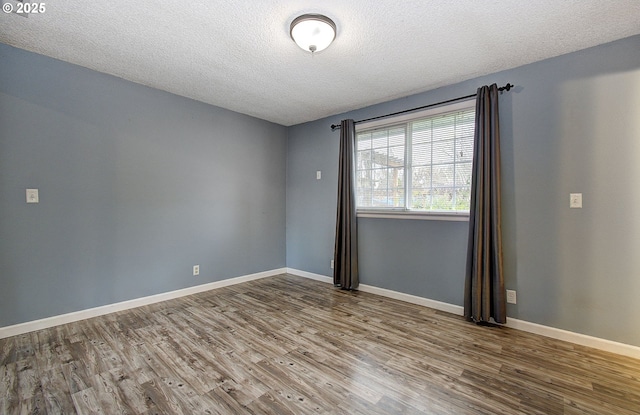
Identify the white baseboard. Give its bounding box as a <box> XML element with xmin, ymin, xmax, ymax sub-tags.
<box><xmin>358</xmin><ymin>283</ymin><xmax>465</xmax><ymax>316</ymax></box>
<box><xmin>286</xmin><ymin>268</ymin><xmax>465</xmax><ymax>316</ymax></box>
<box><xmin>503</xmin><ymin>318</ymin><xmax>640</xmax><ymax>359</ymax></box>
<box><xmin>286</xmin><ymin>268</ymin><xmax>640</xmax><ymax>360</ymax></box>
<box><xmin>286</xmin><ymin>268</ymin><xmax>334</xmax><ymax>284</ymax></box>
<box><xmin>0</xmin><ymin>268</ymin><xmax>286</xmax><ymax>339</ymax></box>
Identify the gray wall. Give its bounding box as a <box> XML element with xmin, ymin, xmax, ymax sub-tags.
<box><xmin>0</xmin><ymin>44</ymin><xmax>287</xmax><ymax>327</ymax></box>
<box><xmin>286</xmin><ymin>35</ymin><xmax>640</xmax><ymax>347</ymax></box>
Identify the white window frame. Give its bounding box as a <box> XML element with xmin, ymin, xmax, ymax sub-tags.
<box><xmin>355</xmin><ymin>99</ymin><xmax>476</xmax><ymax>221</ymax></box>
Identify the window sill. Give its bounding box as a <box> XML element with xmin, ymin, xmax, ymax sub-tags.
<box><xmin>356</xmin><ymin>210</ymin><xmax>469</xmax><ymax>221</ymax></box>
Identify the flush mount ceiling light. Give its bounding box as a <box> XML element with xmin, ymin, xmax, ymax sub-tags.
<box><xmin>290</xmin><ymin>14</ymin><xmax>336</xmax><ymax>53</ymax></box>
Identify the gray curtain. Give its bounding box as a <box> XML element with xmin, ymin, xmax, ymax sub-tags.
<box><xmin>333</xmin><ymin>119</ymin><xmax>359</xmax><ymax>290</ymax></box>
<box><xmin>464</xmin><ymin>84</ymin><xmax>506</xmax><ymax>324</ymax></box>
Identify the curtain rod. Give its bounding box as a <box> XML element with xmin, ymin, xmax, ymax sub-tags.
<box><xmin>330</xmin><ymin>83</ymin><xmax>514</xmax><ymax>131</ymax></box>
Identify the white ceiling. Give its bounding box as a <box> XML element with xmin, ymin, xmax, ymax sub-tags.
<box><xmin>1</xmin><ymin>1</ymin><xmax>639</xmax><ymax>126</ymax></box>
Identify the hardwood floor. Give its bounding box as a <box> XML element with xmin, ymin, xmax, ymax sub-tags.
<box><xmin>1</xmin><ymin>274</ymin><xmax>639</xmax><ymax>414</ymax></box>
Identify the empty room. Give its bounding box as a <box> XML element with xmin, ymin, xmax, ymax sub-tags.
<box><xmin>1</xmin><ymin>1</ymin><xmax>640</xmax><ymax>414</ymax></box>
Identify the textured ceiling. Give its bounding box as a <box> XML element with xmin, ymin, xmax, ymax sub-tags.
<box><xmin>1</xmin><ymin>1</ymin><xmax>639</xmax><ymax>126</ymax></box>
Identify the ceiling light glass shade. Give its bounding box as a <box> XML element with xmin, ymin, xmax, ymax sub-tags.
<box><xmin>290</xmin><ymin>14</ymin><xmax>336</xmax><ymax>53</ymax></box>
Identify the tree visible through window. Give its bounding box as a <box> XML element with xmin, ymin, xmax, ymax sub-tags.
<box><xmin>356</xmin><ymin>103</ymin><xmax>475</xmax><ymax>213</ymax></box>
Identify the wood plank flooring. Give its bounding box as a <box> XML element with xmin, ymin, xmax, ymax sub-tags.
<box><xmin>1</xmin><ymin>274</ymin><xmax>639</xmax><ymax>414</ymax></box>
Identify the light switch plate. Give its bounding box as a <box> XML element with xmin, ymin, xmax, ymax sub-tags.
<box><xmin>316</xmin><ymin>171</ymin><xmax>322</xmax><ymax>180</ymax></box>
<box><xmin>570</xmin><ymin>193</ymin><xmax>582</xmax><ymax>208</ymax></box>
<box><xmin>26</xmin><ymin>189</ymin><xmax>39</xmax><ymax>203</ymax></box>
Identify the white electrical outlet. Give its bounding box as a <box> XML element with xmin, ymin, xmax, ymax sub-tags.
<box><xmin>193</xmin><ymin>265</ymin><xmax>200</xmax><ymax>276</ymax></box>
<box><xmin>569</xmin><ymin>193</ymin><xmax>582</xmax><ymax>208</ymax></box>
<box><xmin>316</xmin><ymin>171</ymin><xmax>322</xmax><ymax>180</ymax></box>
<box><xmin>506</xmin><ymin>289</ymin><xmax>517</xmax><ymax>304</ymax></box>
<box><xmin>330</xmin><ymin>259</ymin><xmax>334</xmax><ymax>269</ymax></box>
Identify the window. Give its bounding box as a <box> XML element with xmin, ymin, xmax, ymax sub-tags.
<box><xmin>356</xmin><ymin>100</ymin><xmax>475</xmax><ymax>218</ymax></box>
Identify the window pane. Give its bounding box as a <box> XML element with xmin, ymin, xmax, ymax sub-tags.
<box><xmin>357</xmin><ymin>133</ymin><xmax>372</xmax><ymax>150</ymax></box>
<box><xmin>432</xmin><ymin>187</ymin><xmax>455</xmax><ymax>210</ymax></box>
<box><xmin>358</xmin><ymin>188</ymin><xmax>372</xmax><ymax>207</ymax></box>
<box><xmin>390</xmin><ymin>188</ymin><xmax>405</xmax><ymax>207</ymax></box>
<box><xmin>373</xmin><ymin>168</ymin><xmax>387</xmax><ymax>189</ymax></box>
<box><xmin>409</xmin><ymin>108</ymin><xmax>475</xmax><ymax>212</ymax></box>
<box><xmin>432</xmin><ymin>117</ymin><xmax>455</xmax><ymax>141</ymax></box>
<box><xmin>388</xmin><ymin>145</ymin><xmax>405</xmax><ymax>165</ymax></box>
<box><xmin>432</xmin><ymin>140</ymin><xmax>454</xmax><ymax>164</ymax></box>
<box><xmin>455</xmin><ymin>186</ymin><xmax>471</xmax><ymax>210</ymax></box>
<box><xmin>432</xmin><ymin>164</ymin><xmax>454</xmax><ymax>187</ymax></box>
<box><xmin>411</xmin><ymin>188</ymin><xmax>431</xmax><ymax>210</ymax></box>
<box><xmin>371</xmin><ymin>130</ymin><xmax>388</xmax><ymax>148</ymax></box>
<box><xmin>412</xmin><ymin>119</ymin><xmax>432</xmax><ymax>144</ymax></box>
<box><xmin>357</xmin><ymin>150</ymin><xmax>371</xmax><ymax>170</ymax></box>
<box><xmin>356</xmin><ymin>125</ymin><xmax>406</xmax><ymax>209</ymax></box>
<box><xmin>412</xmin><ymin>166</ymin><xmax>431</xmax><ymax>188</ymax></box>
<box><xmin>388</xmin><ymin>129</ymin><xmax>405</xmax><ymax>146</ymax></box>
<box><xmin>456</xmin><ymin>112</ymin><xmax>475</xmax><ymax>136</ymax></box>
<box><xmin>412</xmin><ymin>143</ymin><xmax>431</xmax><ymax>166</ymax></box>
<box><xmin>357</xmin><ymin>169</ymin><xmax>371</xmax><ymax>187</ymax></box>
<box><xmin>456</xmin><ymin>123</ymin><xmax>474</xmax><ymax>140</ymax></box>
<box><xmin>389</xmin><ymin>167</ymin><xmax>404</xmax><ymax>188</ymax></box>
<box><xmin>455</xmin><ymin>162</ymin><xmax>472</xmax><ymax>187</ymax></box>
<box><xmin>456</xmin><ymin>137</ymin><xmax>474</xmax><ymax>162</ymax></box>
<box><xmin>372</xmin><ymin>148</ymin><xmax>388</xmax><ymax>167</ymax></box>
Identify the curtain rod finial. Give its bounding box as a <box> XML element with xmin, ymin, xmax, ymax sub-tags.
<box><xmin>502</xmin><ymin>83</ymin><xmax>513</xmax><ymax>91</ymax></box>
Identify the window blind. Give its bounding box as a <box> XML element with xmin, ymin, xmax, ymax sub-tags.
<box><xmin>356</xmin><ymin>106</ymin><xmax>475</xmax><ymax>213</ymax></box>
